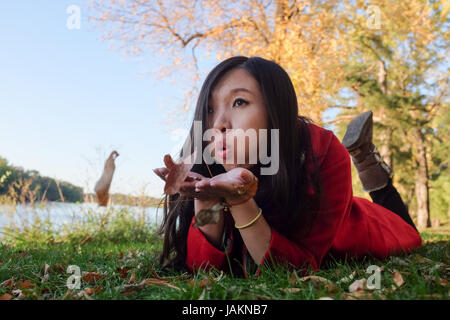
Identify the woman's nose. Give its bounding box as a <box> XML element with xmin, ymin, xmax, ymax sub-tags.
<box><xmin>212</xmin><ymin>112</ymin><xmax>231</xmax><ymax>133</ymax></box>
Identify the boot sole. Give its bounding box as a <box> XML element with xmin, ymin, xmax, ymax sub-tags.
<box><xmin>342</xmin><ymin>110</ymin><xmax>373</xmax><ymax>150</ymax></box>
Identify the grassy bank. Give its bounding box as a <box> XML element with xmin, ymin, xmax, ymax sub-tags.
<box><xmin>0</xmin><ymin>232</ymin><xmax>448</xmax><ymax>300</ymax></box>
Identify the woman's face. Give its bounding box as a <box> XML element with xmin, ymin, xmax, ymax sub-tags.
<box><xmin>206</xmin><ymin>68</ymin><xmax>268</xmax><ymax>172</ymax></box>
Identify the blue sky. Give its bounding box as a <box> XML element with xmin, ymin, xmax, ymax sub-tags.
<box><xmin>0</xmin><ymin>1</ymin><xmax>338</xmax><ymax>198</ymax></box>
<box><xmin>0</xmin><ymin>1</ymin><xmax>219</xmax><ymax>197</ymax></box>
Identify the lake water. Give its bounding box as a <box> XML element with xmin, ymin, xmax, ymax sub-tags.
<box><xmin>0</xmin><ymin>202</ymin><xmax>165</xmax><ymax>232</ymax></box>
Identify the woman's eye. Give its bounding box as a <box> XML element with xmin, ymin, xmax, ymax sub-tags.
<box><xmin>233</xmin><ymin>98</ymin><xmax>248</xmax><ymax>108</ymax></box>
<box><xmin>207</xmin><ymin>106</ymin><xmax>213</xmax><ymax>113</ymax></box>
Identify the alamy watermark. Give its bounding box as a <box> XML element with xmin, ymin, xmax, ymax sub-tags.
<box><xmin>175</xmin><ymin>121</ymin><xmax>280</xmax><ymax>176</ymax></box>
<box><xmin>66</xmin><ymin>5</ymin><xmax>81</xmax><ymax>30</ymax></box>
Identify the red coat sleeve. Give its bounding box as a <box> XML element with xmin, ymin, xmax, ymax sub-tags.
<box><xmin>253</xmin><ymin>131</ymin><xmax>352</xmax><ymax>277</ymax></box>
<box><xmin>186</xmin><ymin>215</ymin><xmax>234</xmax><ymax>273</ymax></box>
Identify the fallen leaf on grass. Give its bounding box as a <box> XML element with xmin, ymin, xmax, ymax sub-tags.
<box><xmin>19</xmin><ymin>280</ymin><xmax>35</xmax><ymax>289</ymax></box>
<box><xmin>348</xmin><ymin>278</ymin><xmax>367</xmax><ymax>293</ymax></box>
<box><xmin>342</xmin><ymin>290</ymin><xmax>374</xmax><ymax>300</ymax></box>
<box><xmin>298</xmin><ymin>275</ymin><xmax>338</xmax><ymax>293</ymax></box>
<box><xmin>423</xmin><ymin>293</ymin><xmax>444</xmax><ymax>299</ymax></box>
<box><xmin>391</xmin><ymin>269</ymin><xmax>404</xmax><ymax>290</ymax></box>
<box><xmin>82</xmin><ymin>271</ymin><xmax>106</xmax><ymax>284</ymax></box>
<box><xmin>1</xmin><ymin>278</ymin><xmax>15</xmax><ymax>288</ymax></box>
<box><xmin>118</xmin><ymin>277</ymin><xmax>182</xmax><ymax>296</ymax></box>
<box><xmin>0</xmin><ymin>293</ymin><xmax>13</xmax><ymax>300</ymax></box>
<box><xmin>117</xmin><ymin>266</ymin><xmax>132</xmax><ymax>279</ymax></box>
<box><xmin>53</xmin><ymin>264</ymin><xmax>66</xmax><ymax>273</ymax></box>
<box><xmin>84</xmin><ymin>287</ymin><xmax>102</xmax><ymax>296</ymax></box>
<box><xmin>142</xmin><ymin>278</ymin><xmax>182</xmax><ymax>291</ymax></box>
<box><xmin>279</xmin><ymin>288</ymin><xmax>301</xmax><ymax>293</ymax></box>
<box><xmin>189</xmin><ymin>278</ymin><xmax>215</xmax><ymax>289</ymax></box>
<box><xmin>129</xmin><ymin>273</ymin><xmax>136</xmax><ymax>284</ymax></box>
<box><xmin>119</xmin><ymin>284</ymin><xmax>145</xmax><ymax>296</ymax></box>
<box><xmin>17</xmin><ymin>250</ymin><xmax>30</xmax><ymax>258</ymax></box>
<box><xmin>424</xmin><ymin>275</ymin><xmax>449</xmax><ymax>287</ymax></box>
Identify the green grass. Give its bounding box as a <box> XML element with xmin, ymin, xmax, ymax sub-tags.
<box><xmin>0</xmin><ymin>203</ymin><xmax>448</xmax><ymax>300</ymax></box>
<box><xmin>0</xmin><ymin>229</ymin><xmax>448</xmax><ymax>300</ymax></box>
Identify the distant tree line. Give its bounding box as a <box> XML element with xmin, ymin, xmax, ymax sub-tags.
<box><xmin>84</xmin><ymin>193</ymin><xmax>163</xmax><ymax>208</ymax></box>
<box><xmin>0</xmin><ymin>156</ymin><xmax>83</xmax><ymax>204</ymax></box>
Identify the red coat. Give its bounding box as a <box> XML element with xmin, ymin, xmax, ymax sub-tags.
<box><xmin>186</xmin><ymin>121</ymin><xmax>422</xmax><ymax>277</ymax></box>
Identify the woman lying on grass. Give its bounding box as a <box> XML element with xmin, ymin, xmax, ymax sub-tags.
<box><xmin>153</xmin><ymin>56</ymin><xmax>422</xmax><ymax>279</ymax></box>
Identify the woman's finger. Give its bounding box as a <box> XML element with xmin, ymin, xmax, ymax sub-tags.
<box><xmin>153</xmin><ymin>167</ymin><xmax>169</xmax><ymax>181</ymax></box>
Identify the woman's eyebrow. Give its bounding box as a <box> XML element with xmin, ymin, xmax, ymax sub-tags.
<box><xmin>229</xmin><ymin>87</ymin><xmax>253</xmax><ymax>96</ymax></box>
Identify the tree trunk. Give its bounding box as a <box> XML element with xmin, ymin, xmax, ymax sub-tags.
<box><xmin>413</xmin><ymin>128</ymin><xmax>431</xmax><ymax>229</ymax></box>
<box><xmin>379</xmin><ymin>127</ymin><xmax>393</xmax><ymax>170</ymax></box>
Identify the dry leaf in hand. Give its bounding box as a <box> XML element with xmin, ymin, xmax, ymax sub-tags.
<box><xmin>193</xmin><ymin>202</ymin><xmax>225</xmax><ymax>228</ymax></box>
<box><xmin>163</xmin><ymin>149</ymin><xmax>198</xmax><ymax>195</ymax></box>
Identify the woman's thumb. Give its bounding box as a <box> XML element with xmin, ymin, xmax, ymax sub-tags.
<box><xmin>240</xmin><ymin>170</ymin><xmax>253</xmax><ymax>184</ymax></box>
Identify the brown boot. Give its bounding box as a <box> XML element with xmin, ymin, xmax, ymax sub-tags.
<box><xmin>342</xmin><ymin>110</ymin><xmax>393</xmax><ymax>192</ymax></box>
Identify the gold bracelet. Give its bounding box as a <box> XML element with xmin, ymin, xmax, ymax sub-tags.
<box><xmin>235</xmin><ymin>207</ymin><xmax>262</xmax><ymax>229</ymax></box>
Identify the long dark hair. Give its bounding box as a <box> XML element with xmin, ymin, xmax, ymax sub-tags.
<box><xmin>157</xmin><ymin>56</ymin><xmax>323</xmax><ymax>272</ymax></box>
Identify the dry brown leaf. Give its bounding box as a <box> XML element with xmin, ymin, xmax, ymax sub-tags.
<box><xmin>189</xmin><ymin>278</ymin><xmax>216</xmax><ymax>289</ymax></box>
<box><xmin>279</xmin><ymin>288</ymin><xmax>301</xmax><ymax>293</ymax></box>
<box><xmin>423</xmin><ymin>293</ymin><xmax>443</xmax><ymax>299</ymax></box>
<box><xmin>0</xmin><ymin>293</ymin><xmax>13</xmax><ymax>300</ymax></box>
<box><xmin>84</xmin><ymin>287</ymin><xmax>102</xmax><ymax>296</ymax></box>
<box><xmin>424</xmin><ymin>275</ymin><xmax>449</xmax><ymax>286</ymax></box>
<box><xmin>117</xmin><ymin>266</ymin><xmax>132</xmax><ymax>279</ymax></box>
<box><xmin>119</xmin><ymin>284</ymin><xmax>145</xmax><ymax>296</ymax></box>
<box><xmin>19</xmin><ymin>280</ymin><xmax>35</xmax><ymax>289</ymax></box>
<box><xmin>129</xmin><ymin>273</ymin><xmax>136</xmax><ymax>284</ymax></box>
<box><xmin>289</xmin><ymin>271</ymin><xmax>298</xmax><ymax>284</ymax></box>
<box><xmin>348</xmin><ymin>278</ymin><xmax>367</xmax><ymax>293</ymax></box>
<box><xmin>1</xmin><ymin>278</ymin><xmax>15</xmax><ymax>288</ymax></box>
<box><xmin>342</xmin><ymin>290</ymin><xmax>374</xmax><ymax>300</ymax></box>
<box><xmin>53</xmin><ymin>264</ymin><xmax>66</xmax><ymax>273</ymax></box>
<box><xmin>140</xmin><ymin>278</ymin><xmax>181</xmax><ymax>291</ymax></box>
<box><xmin>392</xmin><ymin>269</ymin><xmax>405</xmax><ymax>290</ymax></box>
<box><xmin>298</xmin><ymin>275</ymin><xmax>338</xmax><ymax>293</ymax></box>
<box><xmin>82</xmin><ymin>271</ymin><xmax>106</xmax><ymax>284</ymax></box>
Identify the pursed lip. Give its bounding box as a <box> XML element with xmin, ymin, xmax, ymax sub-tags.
<box><xmin>214</xmin><ymin>138</ymin><xmax>231</xmax><ymax>158</ymax></box>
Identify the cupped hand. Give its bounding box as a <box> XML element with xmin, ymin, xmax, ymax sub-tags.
<box><xmin>193</xmin><ymin>167</ymin><xmax>258</xmax><ymax>206</ymax></box>
<box><xmin>153</xmin><ymin>167</ymin><xmax>220</xmax><ymax>201</ymax></box>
